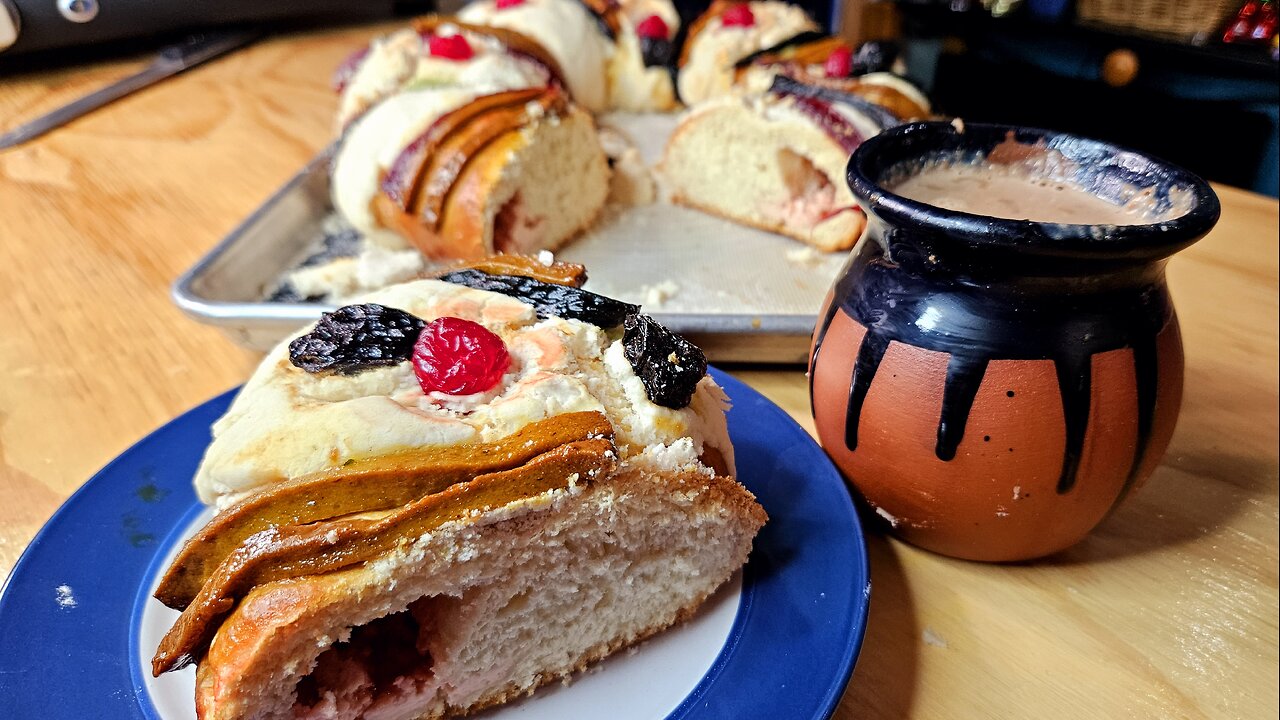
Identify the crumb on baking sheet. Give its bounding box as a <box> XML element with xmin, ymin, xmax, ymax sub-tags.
<box><xmin>641</xmin><ymin>280</ymin><xmax>680</xmax><ymax>307</ymax></box>
<box><xmin>785</xmin><ymin>246</ymin><xmax>825</xmax><ymax>267</ymax></box>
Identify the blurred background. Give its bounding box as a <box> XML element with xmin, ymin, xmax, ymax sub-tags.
<box><xmin>838</xmin><ymin>0</ymin><xmax>1279</xmax><ymax>197</ymax></box>
<box><xmin>1</xmin><ymin>0</ymin><xmax>1277</xmax><ymax>196</ymax></box>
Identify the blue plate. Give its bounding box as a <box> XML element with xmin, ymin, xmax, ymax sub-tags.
<box><xmin>0</xmin><ymin>369</ymin><xmax>868</xmax><ymax>718</ymax></box>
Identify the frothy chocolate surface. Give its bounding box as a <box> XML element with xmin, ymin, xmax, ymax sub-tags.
<box><xmin>890</xmin><ymin>163</ymin><xmax>1158</xmax><ymax>225</ymax></box>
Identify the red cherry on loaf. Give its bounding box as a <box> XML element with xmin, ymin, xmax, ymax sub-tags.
<box><xmin>428</xmin><ymin>33</ymin><xmax>474</xmax><ymax>61</ymax></box>
<box><xmin>824</xmin><ymin>46</ymin><xmax>853</xmax><ymax>78</ymax></box>
<box><xmin>636</xmin><ymin>14</ymin><xmax>670</xmax><ymax>39</ymax></box>
<box><xmin>413</xmin><ymin>317</ymin><xmax>511</xmax><ymax>396</ymax></box>
<box><xmin>496</xmin><ymin>0</ymin><xmax>526</xmax><ymax>9</ymax></box>
<box><xmin>721</xmin><ymin>4</ymin><xmax>756</xmax><ymax>28</ymax></box>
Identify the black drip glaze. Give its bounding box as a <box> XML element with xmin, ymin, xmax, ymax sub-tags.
<box><xmin>831</xmin><ymin>238</ymin><xmax>1175</xmax><ymax>494</ymax></box>
<box><xmin>808</xmin><ymin>293</ymin><xmax>844</xmax><ymax>416</ymax></box>
<box><xmin>831</xmin><ymin>121</ymin><xmax>1220</xmax><ymax>496</ymax></box>
<box><xmin>843</xmin><ymin>331</ymin><xmax>889</xmax><ymax>452</ymax></box>
<box><xmin>936</xmin><ymin>354</ymin><xmax>988</xmax><ymax>462</ymax></box>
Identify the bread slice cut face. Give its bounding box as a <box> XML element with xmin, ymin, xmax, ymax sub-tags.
<box><xmin>191</xmin><ymin>450</ymin><xmax>764</xmax><ymax>720</ymax></box>
<box><xmin>660</xmin><ymin>89</ymin><xmax>884</xmax><ymax>251</ymax></box>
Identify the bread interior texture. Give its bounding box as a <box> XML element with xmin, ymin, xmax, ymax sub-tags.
<box><xmin>479</xmin><ymin>107</ymin><xmax>610</xmax><ymax>256</ymax></box>
<box><xmin>197</xmin><ymin>464</ymin><xmax>763</xmax><ymax>720</ymax></box>
<box><xmin>660</xmin><ymin>97</ymin><xmax>863</xmax><ymax>252</ymax></box>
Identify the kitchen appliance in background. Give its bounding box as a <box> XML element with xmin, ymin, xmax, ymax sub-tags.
<box><xmin>0</xmin><ymin>1</ymin><xmax>434</xmax><ymax>58</ymax></box>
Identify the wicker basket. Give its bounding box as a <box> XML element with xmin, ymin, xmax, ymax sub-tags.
<box><xmin>1076</xmin><ymin>0</ymin><xmax>1239</xmax><ymax>39</ymax></box>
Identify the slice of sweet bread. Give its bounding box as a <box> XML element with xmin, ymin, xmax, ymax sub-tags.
<box><xmin>153</xmin><ymin>267</ymin><xmax>766</xmax><ymax>720</ymax></box>
<box><xmin>660</xmin><ymin>77</ymin><xmax>891</xmax><ymax>251</ymax></box>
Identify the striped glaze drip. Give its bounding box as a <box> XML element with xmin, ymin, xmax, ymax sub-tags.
<box><xmin>811</xmin><ymin>238</ymin><xmax>1171</xmax><ymax>495</ymax></box>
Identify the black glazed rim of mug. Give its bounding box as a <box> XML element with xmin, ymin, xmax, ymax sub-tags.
<box><xmin>846</xmin><ymin>121</ymin><xmax>1222</xmax><ymax>264</ymax></box>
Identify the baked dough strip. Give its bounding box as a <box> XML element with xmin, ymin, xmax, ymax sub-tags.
<box><xmin>438</xmin><ymin>254</ymin><xmax>589</xmax><ymax>287</ymax></box>
<box><xmin>155</xmin><ymin>411</ymin><xmax>613</xmax><ymax>610</ymax></box>
<box><xmin>153</xmin><ymin>437</ymin><xmax>617</xmax><ymax>676</ymax></box>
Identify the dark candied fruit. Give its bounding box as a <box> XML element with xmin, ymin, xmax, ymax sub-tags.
<box><xmin>622</xmin><ymin>314</ymin><xmax>707</xmax><ymax>409</ymax></box>
<box><xmin>850</xmin><ymin>40</ymin><xmax>895</xmax><ymax>76</ymax></box>
<box><xmin>639</xmin><ymin>36</ymin><xmax>675</xmax><ymax>67</ymax></box>
<box><xmin>437</xmin><ymin>269</ymin><xmax>638</xmax><ymax>328</ymax></box>
<box><xmin>267</xmin><ymin>284</ymin><xmax>326</xmax><ymax>304</ymax></box>
<box><xmin>289</xmin><ymin>304</ymin><xmax>426</xmax><ymax>374</ymax></box>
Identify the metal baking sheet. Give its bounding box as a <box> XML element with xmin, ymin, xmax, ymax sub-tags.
<box><xmin>172</xmin><ymin>114</ymin><xmax>848</xmax><ymax>363</ymax></box>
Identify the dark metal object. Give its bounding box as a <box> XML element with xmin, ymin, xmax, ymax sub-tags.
<box><xmin>0</xmin><ymin>0</ymin><xmax>409</xmax><ymax>57</ymax></box>
<box><xmin>0</xmin><ymin>29</ymin><xmax>257</xmax><ymax>150</ymax></box>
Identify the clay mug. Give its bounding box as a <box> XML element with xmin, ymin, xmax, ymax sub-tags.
<box><xmin>810</xmin><ymin>122</ymin><xmax>1220</xmax><ymax>561</ymax></box>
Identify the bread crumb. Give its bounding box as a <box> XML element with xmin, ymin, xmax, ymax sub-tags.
<box><xmin>55</xmin><ymin>584</ymin><xmax>77</xmax><ymax>609</ymax></box>
<box><xmin>785</xmin><ymin>246</ymin><xmax>825</xmax><ymax>267</ymax></box>
<box><xmin>642</xmin><ymin>280</ymin><xmax>680</xmax><ymax>307</ymax></box>
<box><xmin>537</xmin><ymin>250</ymin><xmax>554</xmax><ymax>266</ymax></box>
<box><xmin>951</xmin><ymin>117</ymin><xmax>965</xmax><ymax>134</ymax></box>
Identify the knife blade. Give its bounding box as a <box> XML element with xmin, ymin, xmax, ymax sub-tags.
<box><xmin>0</xmin><ymin>28</ymin><xmax>259</xmax><ymax>151</ymax></box>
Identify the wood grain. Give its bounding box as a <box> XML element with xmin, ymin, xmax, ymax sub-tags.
<box><xmin>1</xmin><ymin>22</ymin><xmax>1276</xmax><ymax>719</ymax></box>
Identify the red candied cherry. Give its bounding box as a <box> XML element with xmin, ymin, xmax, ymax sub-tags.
<box><xmin>824</xmin><ymin>46</ymin><xmax>853</xmax><ymax>78</ymax></box>
<box><xmin>413</xmin><ymin>317</ymin><xmax>511</xmax><ymax>395</ymax></box>
<box><xmin>636</xmin><ymin>14</ymin><xmax>670</xmax><ymax>39</ymax></box>
<box><xmin>495</xmin><ymin>0</ymin><xmax>526</xmax><ymax>9</ymax></box>
<box><xmin>721</xmin><ymin>3</ymin><xmax>756</xmax><ymax>28</ymax></box>
<box><xmin>428</xmin><ymin>33</ymin><xmax>475</xmax><ymax>61</ymax></box>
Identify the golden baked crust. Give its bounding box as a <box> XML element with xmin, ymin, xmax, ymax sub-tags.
<box><xmin>158</xmin><ymin>412</ymin><xmax>613</xmax><ymax>610</ymax></box>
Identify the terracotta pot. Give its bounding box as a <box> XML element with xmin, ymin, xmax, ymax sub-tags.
<box><xmin>810</xmin><ymin>122</ymin><xmax>1220</xmax><ymax>561</ymax></box>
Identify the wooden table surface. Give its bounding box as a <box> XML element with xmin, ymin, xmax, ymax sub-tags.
<box><xmin>2</xmin><ymin>23</ymin><xmax>1277</xmax><ymax>719</ymax></box>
